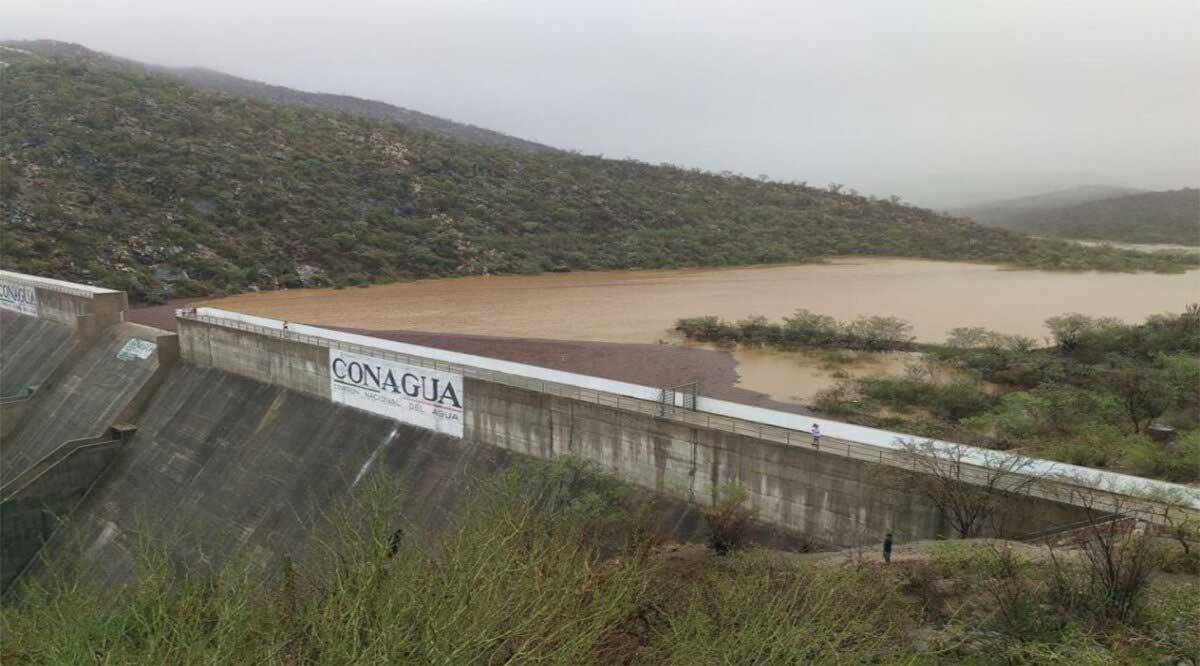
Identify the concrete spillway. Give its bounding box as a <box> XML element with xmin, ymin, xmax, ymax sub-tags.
<box><xmin>59</xmin><ymin>364</ymin><xmax>716</xmax><ymax>585</ymax></box>
<box><xmin>1</xmin><ymin>323</ymin><xmax>162</xmax><ymax>486</ymax></box>
<box><xmin>0</xmin><ymin>310</ymin><xmax>74</xmax><ymax>398</ymax></box>
<box><xmin>62</xmin><ymin>364</ymin><xmax>510</xmax><ymax>583</ymax></box>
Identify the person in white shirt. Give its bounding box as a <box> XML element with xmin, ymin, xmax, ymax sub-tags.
<box><xmin>810</xmin><ymin>423</ymin><xmax>821</xmax><ymax>448</ymax></box>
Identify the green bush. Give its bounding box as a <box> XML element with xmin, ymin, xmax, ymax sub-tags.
<box><xmin>674</xmin><ymin>316</ymin><xmax>738</xmax><ymax>342</ymax></box>
<box><xmin>641</xmin><ymin>551</ymin><xmax>919</xmax><ymax>664</ymax></box>
<box><xmin>1121</xmin><ymin>429</ymin><xmax>1200</xmax><ymax>483</ymax></box>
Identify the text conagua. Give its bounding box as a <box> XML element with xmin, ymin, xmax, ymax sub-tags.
<box><xmin>0</xmin><ymin>280</ymin><xmax>39</xmax><ymax>316</ymax></box>
<box><xmin>329</xmin><ymin>349</ymin><xmax>464</xmax><ymax>437</ymax></box>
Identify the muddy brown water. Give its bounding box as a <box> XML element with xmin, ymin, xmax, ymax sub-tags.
<box><xmin>204</xmin><ymin>258</ymin><xmax>1200</xmax><ymax>403</ymax></box>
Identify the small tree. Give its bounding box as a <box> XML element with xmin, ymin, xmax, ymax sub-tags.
<box><xmin>1045</xmin><ymin>313</ymin><xmax>1123</xmax><ymax>354</ymax></box>
<box><xmin>881</xmin><ymin>440</ymin><xmax>1043</xmax><ymax>539</ymax></box>
<box><xmin>1063</xmin><ymin>491</ymin><xmax>1159</xmax><ymax>621</ymax></box>
<box><xmin>846</xmin><ymin>315</ymin><xmax>915</xmax><ymax>351</ymax></box>
<box><xmin>781</xmin><ymin>309</ymin><xmax>841</xmax><ymax>347</ymax></box>
<box><xmin>1101</xmin><ymin>357</ymin><xmax>1178</xmax><ymax>433</ymax></box>
<box><xmin>704</xmin><ymin>484</ymin><xmax>756</xmax><ymax>555</ymax></box>
<box><xmin>1138</xmin><ymin>487</ymin><xmax>1200</xmax><ymax>558</ymax></box>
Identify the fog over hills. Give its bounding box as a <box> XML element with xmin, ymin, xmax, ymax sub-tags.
<box><xmin>2</xmin><ymin>40</ymin><xmax>553</xmax><ymax>154</ymax></box>
<box><xmin>4</xmin><ymin>1</ymin><xmax>1197</xmax><ymax>208</ymax></box>
<box><xmin>951</xmin><ymin>186</ymin><xmax>1147</xmax><ymax>225</ymax></box>
<box><xmin>963</xmin><ymin>188</ymin><xmax>1200</xmax><ymax>247</ymax></box>
<box><xmin>3</xmin><ymin>43</ymin><xmax>1191</xmax><ymax>302</ymax></box>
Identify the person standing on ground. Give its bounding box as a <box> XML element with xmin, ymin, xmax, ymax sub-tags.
<box><xmin>883</xmin><ymin>533</ymin><xmax>893</xmax><ymax>564</ymax></box>
<box><xmin>388</xmin><ymin>527</ymin><xmax>404</xmax><ymax>558</ymax></box>
<box><xmin>810</xmin><ymin>423</ymin><xmax>821</xmax><ymax>448</ymax></box>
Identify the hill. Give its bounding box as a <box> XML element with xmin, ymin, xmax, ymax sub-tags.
<box><xmin>0</xmin><ymin>46</ymin><xmax>1195</xmax><ymax>302</ymax></box>
<box><xmin>1</xmin><ymin>40</ymin><xmax>552</xmax><ymax>154</ymax></box>
<box><xmin>952</xmin><ymin>185</ymin><xmax>1144</xmax><ymax>225</ymax></box>
<box><xmin>993</xmin><ymin>189</ymin><xmax>1200</xmax><ymax>246</ymax></box>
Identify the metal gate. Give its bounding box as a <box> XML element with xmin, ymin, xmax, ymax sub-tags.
<box><xmin>658</xmin><ymin>382</ymin><xmax>698</xmax><ymax>416</ymax></box>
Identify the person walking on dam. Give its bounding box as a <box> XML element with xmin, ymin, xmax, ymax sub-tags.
<box><xmin>883</xmin><ymin>533</ymin><xmax>893</xmax><ymax>564</ymax></box>
<box><xmin>810</xmin><ymin>423</ymin><xmax>821</xmax><ymax>448</ymax></box>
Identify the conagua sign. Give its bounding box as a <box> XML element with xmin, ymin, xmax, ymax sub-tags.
<box><xmin>0</xmin><ymin>279</ymin><xmax>39</xmax><ymax>316</ymax></box>
<box><xmin>329</xmin><ymin>349</ymin><xmax>464</xmax><ymax>437</ymax></box>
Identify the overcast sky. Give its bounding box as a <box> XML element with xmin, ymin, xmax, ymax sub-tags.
<box><xmin>5</xmin><ymin>0</ymin><xmax>1198</xmax><ymax>207</ymax></box>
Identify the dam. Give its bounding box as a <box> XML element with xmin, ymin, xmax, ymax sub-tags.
<box><xmin>2</xmin><ymin>270</ymin><xmax>1196</xmax><ymax>593</ymax></box>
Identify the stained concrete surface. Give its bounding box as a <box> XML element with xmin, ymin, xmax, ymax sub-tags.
<box><xmin>1</xmin><ymin>323</ymin><xmax>161</xmax><ymax>485</ymax></box>
<box><xmin>0</xmin><ymin>310</ymin><xmax>75</xmax><ymax>398</ymax></box>
<box><xmin>51</xmin><ymin>364</ymin><xmax>785</xmax><ymax>587</ymax></box>
<box><xmin>56</xmin><ymin>364</ymin><xmax>515</xmax><ymax>585</ymax></box>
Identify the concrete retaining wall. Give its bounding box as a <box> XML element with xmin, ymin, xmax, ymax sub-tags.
<box><xmin>465</xmin><ymin>378</ymin><xmax>1085</xmax><ymax>545</ymax></box>
<box><xmin>179</xmin><ymin>317</ymin><xmax>330</xmax><ymax>398</ymax></box>
<box><xmin>176</xmin><ymin>316</ymin><xmax>1085</xmax><ymax>547</ymax></box>
<box><xmin>0</xmin><ymin>270</ymin><xmax>127</xmax><ymax>335</ymax></box>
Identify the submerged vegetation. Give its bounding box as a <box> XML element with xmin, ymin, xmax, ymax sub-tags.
<box><xmin>2</xmin><ymin>49</ymin><xmax>1197</xmax><ymax>303</ymax></box>
<box><xmin>678</xmin><ymin>307</ymin><xmax>1200</xmax><ymax>483</ymax></box>
<box><xmin>677</xmin><ymin>310</ymin><xmax>917</xmax><ymax>351</ymax></box>
<box><xmin>3</xmin><ymin>460</ymin><xmax>1197</xmax><ymax>665</ymax></box>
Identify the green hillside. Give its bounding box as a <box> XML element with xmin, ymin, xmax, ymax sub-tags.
<box><xmin>3</xmin><ymin>40</ymin><xmax>554</xmax><ymax>154</ymax></box>
<box><xmin>0</xmin><ymin>48</ymin><xmax>1194</xmax><ymax>302</ymax></box>
<box><xmin>998</xmin><ymin>189</ymin><xmax>1200</xmax><ymax>246</ymax></box>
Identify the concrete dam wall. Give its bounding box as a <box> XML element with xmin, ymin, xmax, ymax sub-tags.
<box><xmin>176</xmin><ymin>312</ymin><xmax>1087</xmax><ymax>548</ymax></box>
<box><xmin>15</xmin><ymin>270</ymin><xmax>1185</xmax><ymax>593</ymax></box>
<box><xmin>0</xmin><ymin>310</ymin><xmax>75</xmax><ymax>399</ymax></box>
<box><xmin>52</xmin><ymin>364</ymin><xmax>741</xmax><ymax>585</ymax></box>
<box><xmin>0</xmin><ymin>274</ymin><xmax>727</xmax><ymax>587</ymax></box>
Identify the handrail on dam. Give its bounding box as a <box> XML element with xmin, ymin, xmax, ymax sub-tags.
<box><xmin>177</xmin><ymin>309</ymin><xmax>1200</xmax><ymax>523</ymax></box>
<box><xmin>0</xmin><ymin>428</ymin><xmax>130</xmax><ymax>502</ymax></box>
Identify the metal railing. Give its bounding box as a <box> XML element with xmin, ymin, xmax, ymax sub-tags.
<box><xmin>1</xmin><ymin>434</ymin><xmax>122</xmax><ymax>502</ymax></box>
<box><xmin>178</xmin><ymin>311</ymin><xmax>1194</xmax><ymax>524</ymax></box>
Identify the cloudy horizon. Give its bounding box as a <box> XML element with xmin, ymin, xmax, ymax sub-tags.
<box><xmin>4</xmin><ymin>0</ymin><xmax>1197</xmax><ymax>207</ymax></box>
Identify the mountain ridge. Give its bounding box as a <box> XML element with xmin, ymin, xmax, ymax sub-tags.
<box><xmin>985</xmin><ymin>188</ymin><xmax>1200</xmax><ymax>246</ymax></box>
<box><xmin>951</xmin><ymin>185</ymin><xmax>1145</xmax><ymax>225</ymax></box>
<box><xmin>1</xmin><ymin>39</ymin><xmax>554</xmax><ymax>154</ymax></box>
<box><xmin>1</xmin><ymin>43</ymin><xmax>1194</xmax><ymax>303</ymax></box>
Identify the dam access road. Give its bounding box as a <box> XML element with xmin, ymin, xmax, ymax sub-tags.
<box><xmin>1</xmin><ymin>269</ymin><xmax>1197</xmax><ymax>595</ymax></box>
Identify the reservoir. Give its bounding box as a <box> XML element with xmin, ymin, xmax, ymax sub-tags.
<box><xmin>205</xmin><ymin>258</ymin><xmax>1199</xmax><ymax>403</ymax></box>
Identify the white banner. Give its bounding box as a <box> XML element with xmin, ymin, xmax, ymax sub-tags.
<box><xmin>0</xmin><ymin>279</ymin><xmax>39</xmax><ymax>316</ymax></box>
<box><xmin>329</xmin><ymin>349</ymin><xmax>464</xmax><ymax>437</ymax></box>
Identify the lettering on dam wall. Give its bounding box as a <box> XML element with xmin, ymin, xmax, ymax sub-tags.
<box><xmin>0</xmin><ymin>280</ymin><xmax>39</xmax><ymax>316</ymax></box>
<box><xmin>329</xmin><ymin>349</ymin><xmax>464</xmax><ymax>437</ymax></box>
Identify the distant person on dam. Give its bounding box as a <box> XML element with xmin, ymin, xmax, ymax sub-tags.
<box><xmin>810</xmin><ymin>423</ymin><xmax>821</xmax><ymax>448</ymax></box>
<box><xmin>883</xmin><ymin>533</ymin><xmax>893</xmax><ymax>564</ymax></box>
